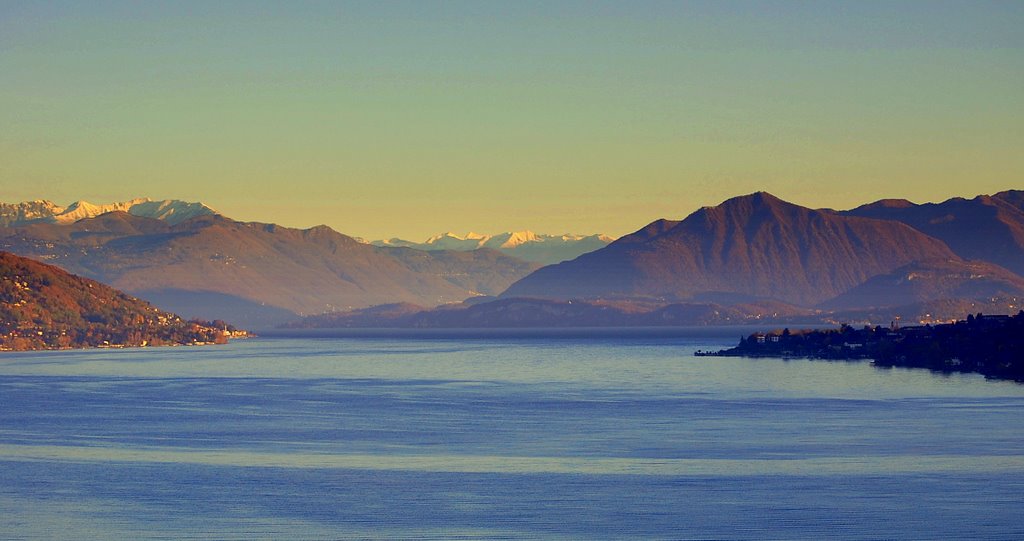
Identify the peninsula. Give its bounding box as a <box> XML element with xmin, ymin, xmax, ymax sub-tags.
<box><xmin>704</xmin><ymin>312</ymin><xmax>1024</xmax><ymax>382</ymax></box>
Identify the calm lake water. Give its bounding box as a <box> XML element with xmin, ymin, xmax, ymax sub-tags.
<box><xmin>1</xmin><ymin>330</ymin><xmax>1023</xmax><ymax>540</ymax></box>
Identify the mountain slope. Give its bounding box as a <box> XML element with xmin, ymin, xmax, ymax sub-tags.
<box><xmin>0</xmin><ymin>213</ymin><xmax>538</xmax><ymax>327</ymax></box>
<box><xmin>819</xmin><ymin>259</ymin><xmax>1024</xmax><ymax>311</ymax></box>
<box><xmin>0</xmin><ymin>251</ymin><xmax>236</xmax><ymax>350</ymax></box>
<box><xmin>843</xmin><ymin>190</ymin><xmax>1024</xmax><ymax>275</ymax></box>
<box><xmin>994</xmin><ymin>189</ymin><xmax>1024</xmax><ymax>212</ymax></box>
<box><xmin>503</xmin><ymin>192</ymin><xmax>960</xmax><ymax>306</ymax></box>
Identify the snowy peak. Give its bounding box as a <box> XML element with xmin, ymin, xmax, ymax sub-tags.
<box><xmin>425</xmin><ymin>232</ymin><xmax>457</xmax><ymax>243</ymax></box>
<box><xmin>424</xmin><ymin>231</ymin><xmax>487</xmax><ymax>242</ymax></box>
<box><xmin>372</xmin><ymin>238</ymin><xmax>418</xmax><ymax>248</ymax></box>
<box><xmin>0</xmin><ymin>198</ymin><xmax>219</xmax><ymax>226</ymax></box>
<box><xmin>421</xmin><ymin>232</ymin><xmax>488</xmax><ymax>251</ymax></box>
<box><xmin>0</xmin><ymin>200</ymin><xmax>65</xmax><ymax>226</ymax></box>
<box><xmin>371</xmin><ymin>230</ymin><xmax>614</xmax><ymax>265</ymax></box>
<box><xmin>54</xmin><ymin>198</ymin><xmax>151</xmax><ymax>223</ymax></box>
<box><xmin>124</xmin><ymin>199</ymin><xmax>219</xmax><ymax>224</ymax></box>
<box><xmin>485</xmin><ymin>231</ymin><xmax>540</xmax><ymax>249</ymax></box>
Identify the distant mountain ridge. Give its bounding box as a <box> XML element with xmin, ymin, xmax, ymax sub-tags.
<box><xmin>371</xmin><ymin>231</ymin><xmax>614</xmax><ymax>264</ymax></box>
<box><xmin>5</xmin><ymin>189</ymin><xmax>1023</xmax><ymax>329</ymax></box>
<box><xmin>286</xmin><ymin>297</ymin><xmax>818</xmax><ymax>329</ymax></box>
<box><xmin>293</xmin><ymin>189</ymin><xmax>1024</xmax><ymax>329</ymax></box>
<box><xmin>0</xmin><ymin>212</ymin><xmax>539</xmax><ymax>328</ymax></box>
<box><xmin>819</xmin><ymin>258</ymin><xmax>1024</xmax><ymax>311</ymax></box>
<box><xmin>0</xmin><ymin>198</ymin><xmax>218</xmax><ymax>226</ymax></box>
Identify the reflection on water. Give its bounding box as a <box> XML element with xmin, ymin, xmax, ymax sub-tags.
<box><xmin>1</xmin><ymin>333</ymin><xmax>1023</xmax><ymax>539</ymax></box>
<box><xmin>4</xmin><ymin>444</ymin><xmax>1024</xmax><ymax>476</ymax></box>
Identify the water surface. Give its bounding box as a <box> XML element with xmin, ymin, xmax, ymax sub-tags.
<box><xmin>1</xmin><ymin>332</ymin><xmax>1022</xmax><ymax>539</ymax></box>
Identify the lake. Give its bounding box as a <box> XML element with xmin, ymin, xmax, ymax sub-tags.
<box><xmin>1</xmin><ymin>330</ymin><xmax>1023</xmax><ymax>539</ymax></box>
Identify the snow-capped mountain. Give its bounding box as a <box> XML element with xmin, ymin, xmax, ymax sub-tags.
<box><xmin>0</xmin><ymin>200</ymin><xmax>64</xmax><ymax>226</ymax></box>
<box><xmin>52</xmin><ymin>198</ymin><xmax>150</xmax><ymax>223</ymax></box>
<box><xmin>372</xmin><ymin>231</ymin><xmax>614</xmax><ymax>265</ymax></box>
<box><xmin>116</xmin><ymin>199</ymin><xmax>218</xmax><ymax>224</ymax></box>
<box><xmin>0</xmin><ymin>198</ymin><xmax>218</xmax><ymax>226</ymax></box>
<box><xmin>422</xmin><ymin>232</ymin><xmax>490</xmax><ymax>251</ymax></box>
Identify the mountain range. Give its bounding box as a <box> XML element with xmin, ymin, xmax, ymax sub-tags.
<box><xmin>371</xmin><ymin>231</ymin><xmax>614</xmax><ymax>264</ymax></box>
<box><xmin>0</xmin><ymin>198</ymin><xmax>218</xmax><ymax>226</ymax></box>
<box><xmin>3</xmin><ymin>190</ymin><xmax>1023</xmax><ymax>329</ymax></box>
<box><xmin>0</xmin><ymin>207</ymin><xmax>539</xmax><ymax>328</ymax></box>
<box><xmin>296</xmin><ymin>190</ymin><xmax>1024</xmax><ymax>328</ymax></box>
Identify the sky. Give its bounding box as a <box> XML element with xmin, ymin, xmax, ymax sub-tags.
<box><xmin>1</xmin><ymin>1</ymin><xmax>1022</xmax><ymax>240</ymax></box>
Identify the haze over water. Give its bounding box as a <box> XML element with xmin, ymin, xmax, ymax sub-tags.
<box><xmin>2</xmin><ymin>332</ymin><xmax>1023</xmax><ymax>539</ymax></box>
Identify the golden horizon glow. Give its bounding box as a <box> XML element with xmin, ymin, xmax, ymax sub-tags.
<box><xmin>1</xmin><ymin>2</ymin><xmax>1022</xmax><ymax>240</ymax></box>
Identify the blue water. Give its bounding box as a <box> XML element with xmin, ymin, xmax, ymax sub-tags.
<box><xmin>1</xmin><ymin>331</ymin><xmax>1023</xmax><ymax>539</ymax></box>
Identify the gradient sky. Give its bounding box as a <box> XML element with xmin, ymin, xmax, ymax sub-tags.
<box><xmin>1</xmin><ymin>1</ymin><xmax>1022</xmax><ymax>240</ymax></box>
